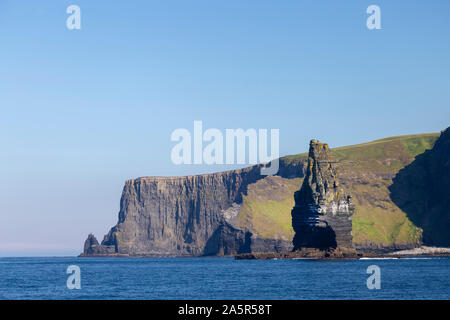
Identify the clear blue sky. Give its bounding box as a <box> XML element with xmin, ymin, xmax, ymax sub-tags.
<box><xmin>0</xmin><ymin>0</ymin><xmax>449</xmax><ymax>256</ymax></box>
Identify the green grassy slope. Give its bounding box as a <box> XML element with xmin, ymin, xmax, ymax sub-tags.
<box><xmin>237</xmin><ymin>176</ymin><xmax>301</xmax><ymax>241</ymax></box>
<box><xmin>237</xmin><ymin>133</ymin><xmax>439</xmax><ymax>248</ymax></box>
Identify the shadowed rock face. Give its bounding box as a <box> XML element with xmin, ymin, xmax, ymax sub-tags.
<box><xmin>291</xmin><ymin>140</ymin><xmax>355</xmax><ymax>250</ymax></box>
<box><xmin>389</xmin><ymin>127</ymin><xmax>450</xmax><ymax>246</ymax></box>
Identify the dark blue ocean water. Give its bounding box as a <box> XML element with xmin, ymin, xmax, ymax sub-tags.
<box><xmin>0</xmin><ymin>257</ymin><xmax>449</xmax><ymax>299</ymax></box>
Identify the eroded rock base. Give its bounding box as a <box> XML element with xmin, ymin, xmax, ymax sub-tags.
<box><xmin>235</xmin><ymin>247</ymin><xmax>362</xmax><ymax>260</ymax></box>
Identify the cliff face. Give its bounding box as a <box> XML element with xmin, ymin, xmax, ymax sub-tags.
<box><xmin>96</xmin><ymin>167</ymin><xmax>258</xmax><ymax>256</ymax></box>
<box><xmin>82</xmin><ymin>162</ymin><xmax>303</xmax><ymax>257</ymax></box>
<box><xmin>291</xmin><ymin>140</ymin><xmax>354</xmax><ymax>250</ymax></box>
<box><xmin>390</xmin><ymin>127</ymin><xmax>450</xmax><ymax>246</ymax></box>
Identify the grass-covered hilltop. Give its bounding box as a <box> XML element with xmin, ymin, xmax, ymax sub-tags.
<box><xmin>82</xmin><ymin>129</ymin><xmax>449</xmax><ymax>257</ymax></box>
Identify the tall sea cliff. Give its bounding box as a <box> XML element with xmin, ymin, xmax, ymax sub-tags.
<box><xmin>82</xmin><ymin>162</ymin><xmax>303</xmax><ymax>256</ymax></box>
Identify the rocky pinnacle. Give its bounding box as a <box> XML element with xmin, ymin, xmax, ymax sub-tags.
<box><xmin>291</xmin><ymin>140</ymin><xmax>355</xmax><ymax>250</ymax></box>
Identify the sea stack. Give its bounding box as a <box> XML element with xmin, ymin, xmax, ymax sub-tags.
<box><xmin>291</xmin><ymin>140</ymin><xmax>355</xmax><ymax>250</ymax></box>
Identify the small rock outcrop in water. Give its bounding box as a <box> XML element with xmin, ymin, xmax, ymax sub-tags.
<box><xmin>82</xmin><ymin>233</ymin><xmax>115</xmax><ymax>256</ymax></box>
<box><xmin>291</xmin><ymin>140</ymin><xmax>355</xmax><ymax>250</ymax></box>
<box><xmin>235</xmin><ymin>247</ymin><xmax>362</xmax><ymax>260</ymax></box>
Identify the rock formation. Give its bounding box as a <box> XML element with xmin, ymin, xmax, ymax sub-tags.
<box><xmin>291</xmin><ymin>140</ymin><xmax>355</xmax><ymax>250</ymax></box>
<box><xmin>83</xmin><ymin>233</ymin><xmax>115</xmax><ymax>255</ymax></box>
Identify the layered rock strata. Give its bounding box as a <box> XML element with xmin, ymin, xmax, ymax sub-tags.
<box><xmin>291</xmin><ymin>140</ymin><xmax>355</xmax><ymax>250</ymax></box>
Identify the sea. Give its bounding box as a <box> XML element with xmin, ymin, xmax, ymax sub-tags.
<box><xmin>0</xmin><ymin>257</ymin><xmax>449</xmax><ymax>300</ymax></box>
